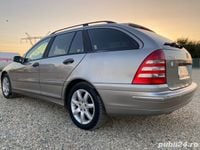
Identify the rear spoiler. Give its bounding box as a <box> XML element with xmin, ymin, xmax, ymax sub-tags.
<box><xmin>164</xmin><ymin>42</ymin><xmax>183</xmax><ymax>49</ymax></box>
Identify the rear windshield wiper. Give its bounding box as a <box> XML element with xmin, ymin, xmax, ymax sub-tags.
<box><xmin>164</xmin><ymin>42</ymin><xmax>183</xmax><ymax>49</ymax></box>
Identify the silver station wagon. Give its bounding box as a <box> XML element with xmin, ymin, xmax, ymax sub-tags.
<box><xmin>1</xmin><ymin>21</ymin><xmax>197</xmax><ymax>130</ymax></box>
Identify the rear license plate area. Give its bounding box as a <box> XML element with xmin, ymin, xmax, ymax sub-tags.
<box><xmin>178</xmin><ymin>66</ymin><xmax>190</xmax><ymax>80</ymax></box>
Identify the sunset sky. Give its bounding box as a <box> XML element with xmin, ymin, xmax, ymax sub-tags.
<box><xmin>0</xmin><ymin>0</ymin><xmax>199</xmax><ymax>55</ymax></box>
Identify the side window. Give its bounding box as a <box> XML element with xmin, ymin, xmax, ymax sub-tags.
<box><xmin>48</xmin><ymin>32</ymin><xmax>75</xmax><ymax>57</ymax></box>
<box><xmin>68</xmin><ymin>31</ymin><xmax>84</xmax><ymax>54</ymax></box>
<box><xmin>26</xmin><ymin>38</ymin><xmax>50</xmax><ymax>61</ymax></box>
<box><xmin>88</xmin><ymin>28</ymin><xmax>139</xmax><ymax>51</ymax></box>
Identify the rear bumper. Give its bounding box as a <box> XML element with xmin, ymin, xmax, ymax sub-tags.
<box><xmin>95</xmin><ymin>82</ymin><xmax>197</xmax><ymax>115</ymax></box>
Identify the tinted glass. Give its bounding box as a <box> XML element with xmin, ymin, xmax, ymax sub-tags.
<box><xmin>68</xmin><ymin>31</ymin><xmax>84</xmax><ymax>54</ymax></box>
<box><xmin>48</xmin><ymin>32</ymin><xmax>75</xmax><ymax>57</ymax></box>
<box><xmin>26</xmin><ymin>38</ymin><xmax>50</xmax><ymax>61</ymax></box>
<box><xmin>88</xmin><ymin>28</ymin><xmax>139</xmax><ymax>51</ymax></box>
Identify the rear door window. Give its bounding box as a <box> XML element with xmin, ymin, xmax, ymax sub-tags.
<box><xmin>88</xmin><ymin>28</ymin><xmax>139</xmax><ymax>51</ymax></box>
<box><xmin>48</xmin><ymin>32</ymin><xmax>75</xmax><ymax>57</ymax></box>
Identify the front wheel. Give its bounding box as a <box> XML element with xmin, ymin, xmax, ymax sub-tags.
<box><xmin>1</xmin><ymin>74</ymin><xmax>15</xmax><ymax>98</ymax></box>
<box><xmin>67</xmin><ymin>82</ymin><xmax>106</xmax><ymax>130</ymax></box>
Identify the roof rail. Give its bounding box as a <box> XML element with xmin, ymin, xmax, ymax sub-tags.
<box><xmin>51</xmin><ymin>20</ymin><xmax>116</xmax><ymax>35</ymax></box>
<box><xmin>127</xmin><ymin>23</ymin><xmax>155</xmax><ymax>32</ymax></box>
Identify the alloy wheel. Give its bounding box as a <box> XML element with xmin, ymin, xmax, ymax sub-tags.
<box><xmin>70</xmin><ymin>89</ymin><xmax>95</xmax><ymax>125</ymax></box>
<box><xmin>2</xmin><ymin>77</ymin><xmax>10</xmax><ymax>96</ymax></box>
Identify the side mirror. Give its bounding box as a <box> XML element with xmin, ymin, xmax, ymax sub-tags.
<box><xmin>13</xmin><ymin>56</ymin><xmax>27</xmax><ymax>63</ymax></box>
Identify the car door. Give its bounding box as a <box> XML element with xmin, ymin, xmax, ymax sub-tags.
<box><xmin>10</xmin><ymin>38</ymin><xmax>50</xmax><ymax>94</ymax></box>
<box><xmin>39</xmin><ymin>31</ymin><xmax>86</xmax><ymax>99</ymax></box>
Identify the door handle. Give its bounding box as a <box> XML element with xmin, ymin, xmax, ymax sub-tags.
<box><xmin>32</xmin><ymin>62</ymin><xmax>39</xmax><ymax>67</ymax></box>
<box><xmin>63</xmin><ymin>58</ymin><xmax>74</xmax><ymax>65</ymax></box>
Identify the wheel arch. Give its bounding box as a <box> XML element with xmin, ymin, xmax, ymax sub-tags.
<box><xmin>63</xmin><ymin>78</ymin><xmax>105</xmax><ymax>111</ymax></box>
<box><xmin>1</xmin><ymin>71</ymin><xmax>8</xmax><ymax>81</ymax></box>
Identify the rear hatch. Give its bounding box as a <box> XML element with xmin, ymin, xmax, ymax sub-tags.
<box><xmin>133</xmin><ymin>28</ymin><xmax>193</xmax><ymax>90</ymax></box>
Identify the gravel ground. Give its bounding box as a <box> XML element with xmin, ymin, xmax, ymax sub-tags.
<box><xmin>0</xmin><ymin>69</ymin><xmax>200</xmax><ymax>150</ymax></box>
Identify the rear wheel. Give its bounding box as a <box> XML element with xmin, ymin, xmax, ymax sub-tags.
<box><xmin>1</xmin><ymin>74</ymin><xmax>15</xmax><ymax>98</ymax></box>
<box><xmin>67</xmin><ymin>82</ymin><xmax>106</xmax><ymax>130</ymax></box>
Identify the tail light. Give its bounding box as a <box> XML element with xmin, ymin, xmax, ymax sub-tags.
<box><xmin>132</xmin><ymin>49</ymin><xmax>166</xmax><ymax>84</ymax></box>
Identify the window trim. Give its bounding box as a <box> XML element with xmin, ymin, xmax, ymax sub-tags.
<box><xmin>86</xmin><ymin>27</ymin><xmax>140</xmax><ymax>53</ymax></box>
<box><xmin>44</xmin><ymin>30</ymin><xmax>87</xmax><ymax>59</ymax></box>
<box><xmin>23</xmin><ymin>26</ymin><xmax>142</xmax><ymax>62</ymax></box>
<box><xmin>82</xmin><ymin>30</ymin><xmax>93</xmax><ymax>53</ymax></box>
<box><xmin>43</xmin><ymin>37</ymin><xmax>55</xmax><ymax>58</ymax></box>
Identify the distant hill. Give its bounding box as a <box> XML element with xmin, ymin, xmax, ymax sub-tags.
<box><xmin>0</xmin><ymin>52</ymin><xmax>20</xmax><ymax>58</ymax></box>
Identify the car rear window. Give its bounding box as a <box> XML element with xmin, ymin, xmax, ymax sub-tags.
<box><xmin>131</xmin><ymin>27</ymin><xmax>173</xmax><ymax>46</ymax></box>
<box><xmin>88</xmin><ymin>28</ymin><xmax>139</xmax><ymax>51</ymax></box>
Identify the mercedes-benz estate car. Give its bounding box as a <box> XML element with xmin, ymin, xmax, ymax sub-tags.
<box><xmin>1</xmin><ymin>21</ymin><xmax>197</xmax><ymax>130</ymax></box>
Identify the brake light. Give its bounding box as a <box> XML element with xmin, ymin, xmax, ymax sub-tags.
<box><xmin>132</xmin><ymin>49</ymin><xmax>166</xmax><ymax>84</ymax></box>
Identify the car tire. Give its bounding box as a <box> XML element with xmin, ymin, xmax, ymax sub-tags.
<box><xmin>1</xmin><ymin>74</ymin><xmax>16</xmax><ymax>98</ymax></box>
<box><xmin>67</xmin><ymin>82</ymin><xmax>106</xmax><ymax>130</ymax></box>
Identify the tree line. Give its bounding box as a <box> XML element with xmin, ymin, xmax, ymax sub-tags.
<box><xmin>176</xmin><ymin>38</ymin><xmax>200</xmax><ymax>58</ymax></box>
